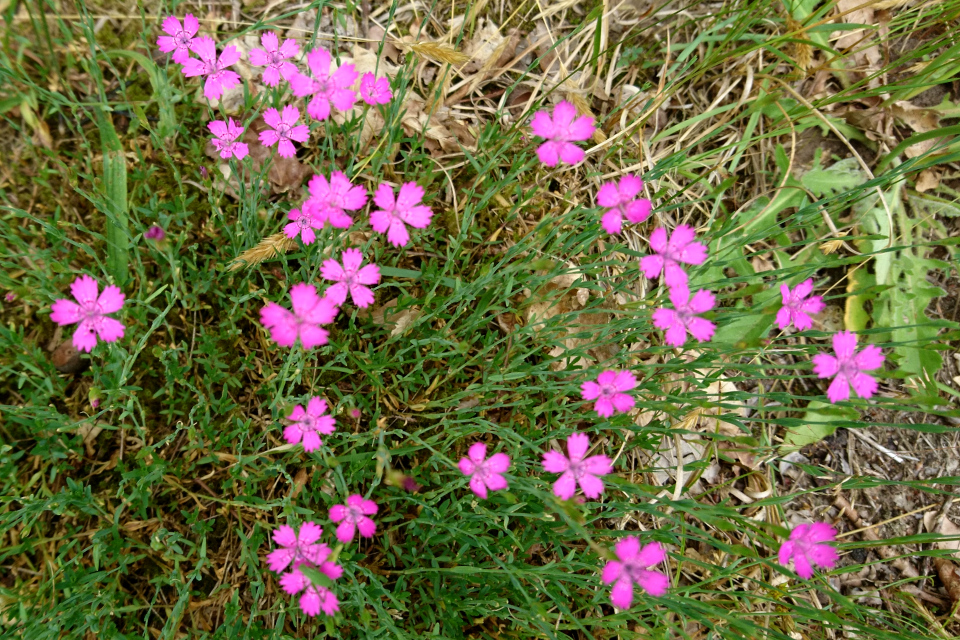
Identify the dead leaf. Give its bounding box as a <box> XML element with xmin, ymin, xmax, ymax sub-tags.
<box><xmin>833</xmin><ymin>0</ymin><xmax>881</xmax><ymax>80</ymax></box>
<box><xmin>77</xmin><ymin>422</ymin><xmax>104</xmax><ymax>456</ymax></box>
<box><xmin>915</xmin><ymin>169</ymin><xmax>941</xmax><ymax>193</ymax></box>
<box><xmin>923</xmin><ymin>513</ymin><xmax>960</xmax><ymax>603</ymax></box>
<box><xmin>362</xmin><ymin>298</ymin><xmax>423</xmax><ymax>337</ymax></box>
<box><xmin>461</xmin><ymin>18</ymin><xmax>505</xmax><ymax>74</ymax></box>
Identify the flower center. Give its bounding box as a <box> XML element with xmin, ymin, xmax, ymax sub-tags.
<box><xmin>599</xmin><ymin>384</ymin><xmax>616</xmax><ymax>397</ymax></box>
<box><xmin>174</xmin><ymin>32</ymin><xmax>191</xmax><ymax>48</ymax></box>
<box><xmin>276</xmin><ymin>123</ymin><xmax>292</xmax><ymax>140</ymax></box>
<box><xmin>347</xmin><ymin>506</ymin><xmax>362</xmax><ymax>522</ymax></box>
<box><xmin>267</xmin><ymin>51</ymin><xmax>284</xmax><ymax>66</ymax></box>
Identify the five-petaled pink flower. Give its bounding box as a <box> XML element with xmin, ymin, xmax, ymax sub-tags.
<box><xmin>144</xmin><ymin>225</ymin><xmax>166</xmax><ymax>241</ymax></box>
<box><xmin>640</xmin><ymin>225</ymin><xmax>708</xmax><ymax>289</ymax></box>
<box><xmin>280</xmin><ymin>564</ymin><xmax>343</xmax><ymax>617</ymax></box>
<box><xmin>182</xmin><ymin>36</ymin><xmax>242</xmax><ymax>101</ymax></box>
<box><xmin>329</xmin><ymin>495</ymin><xmax>378</xmax><ymax>543</ymax></box>
<box><xmin>259</xmin><ymin>105</ymin><xmax>310</xmax><ymax>158</ymax></box>
<box><xmin>359</xmin><ymin>72</ymin><xmax>392</xmax><ymax>105</ymax></box>
<box><xmin>259</xmin><ymin>282</ymin><xmax>339</xmax><ymax>349</ymax></box>
<box><xmin>321</xmin><ymin>248</ymin><xmax>380</xmax><ymax>308</ymax></box>
<box><xmin>542</xmin><ymin>432</ymin><xmax>613</xmax><ymax>500</ymax></box>
<box><xmin>777</xmin><ymin>522</ymin><xmax>838</xmax><ymax>579</ymax></box>
<box><xmin>284</xmin><ymin>397</ymin><xmax>336</xmax><ymax>452</ymax></box>
<box><xmin>458</xmin><ymin>442</ymin><xmax>510</xmax><ymax>499</ymax></box>
<box><xmin>248</xmin><ymin>31</ymin><xmax>299</xmax><ymax>87</ymax></box>
<box><xmin>652</xmin><ymin>284</ymin><xmax>716</xmax><ymax>347</ymax></box>
<box><xmin>581</xmin><ymin>370</ymin><xmax>636</xmax><ymax>418</ymax></box>
<box><xmin>208</xmin><ymin>118</ymin><xmax>249</xmax><ymax>160</ymax></box>
<box><xmin>597</xmin><ymin>175</ymin><xmax>652</xmax><ymax>234</ymax></box>
<box><xmin>290</xmin><ymin>47</ymin><xmax>358</xmax><ymax>121</ymax></box>
<box><xmin>266</xmin><ymin>522</ymin><xmax>331</xmax><ymax>573</ymax></box>
<box><xmin>602</xmin><ymin>538</ymin><xmax>669</xmax><ymax>608</ymax></box>
<box><xmin>777</xmin><ymin>279</ymin><xmax>824</xmax><ymax>331</ymax></box>
<box><xmin>284</xmin><ymin>200</ymin><xmax>324</xmax><ymax>245</ymax></box>
<box><xmin>157</xmin><ymin>14</ymin><xmax>199</xmax><ymax>64</ymax></box>
<box><xmin>370</xmin><ymin>182</ymin><xmax>433</xmax><ymax>247</ymax></box>
<box><xmin>308</xmin><ymin>171</ymin><xmax>368</xmax><ymax>229</ymax></box>
<box><xmin>530</xmin><ymin>100</ymin><xmax>595</xmax><ymax>166</ymax></box>
<box><xmin>50</xmin><ymin>275</ymin><xmax>126</xmax><ymax>352</ymax></box>
<box><xmin>812</xmin><ymin>331</ymin><xmax>884</xmax><ymax>403</ymax></box>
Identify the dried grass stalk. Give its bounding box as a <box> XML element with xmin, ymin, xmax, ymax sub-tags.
<box><xmin>226</xmin><ymin>232</ymin><xmax>297</xmax><ymax>271</ymax></box>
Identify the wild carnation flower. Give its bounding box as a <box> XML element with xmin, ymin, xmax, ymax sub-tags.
<box><xmin>458</xmin><ymin>442</ymin><xmax>510</xmax><ymax>499</ymax></box>
<box><xmin>284</xmin><ymin>397</ymin><xmax>336</xmax><ymax>452</ymax></box>
<box><xmin>182</xmin><ymin>36</ymin><xmax>242</xmax><ymax>101</ymax></box>
<box><xmin>370</xmin><ymin>182</ymin><xmax>433</xmax><ymax>248</ymax></box>
<box><xmin>259</xmin><ymin>105</ymin><xmax>310</xmax><ymax>158</ymax></box>
<box><xmin>308</xmin><ymin>171</ymin><xmax>368</xmax><ymax>229</ymax></box>
<box><xmin>530</xmin><ymin>100</ymin><xmax>595</xmax><ymax>166</ymax></box>
<box><xmin>640</xmin><ymin>225</ymin><xmax>708</xmax><ymax>289</ymax></box>
<box><xmin>597</xmin><ymin>175</ymin><xmax>652</xmax><ymax>234</ymax></box>
<box><xmin>280</xmin><ymin>565</ymin><xmax>342</xmax><ymax>617</ymax></box>
<box><xmin>157</xmin><ymin>14</ymin><xmax>199</xmax><ymax>64</ymax></box>
<box><xmin>359</xmin><ymin>72</ymin><xmax>392</xmax><ymax>105</ymax></box>
<box><xmin>652</xmin><ymin>284</ymin><xmax>716</xmax><ymax>347</ymax></box>
<box><xmin>248</xmin><ymin>31</ymin><xmax>299</xmax><ymax>87</ymax></box>
<box><xmin>321</xmin><ymin>248</ymin><xmax>380</xmax><ymax>308</ymax></box>
<box><xmin>329</xmin><ymin>495</ymin><xmax>378</xmax><ymax>543</ymax></box>
<box><xmin>812</xmin><ymin>331</ymin><xmax>884</xmax><ymax>403</ymax></box>
<box><xmin>581</xmin><ymin>369</ymin><xmax>636</xmax><ymax>418</ymax></box>
<box><xmin>50</xmin><ymin>275</ymin><xmax>126</xmax><ymax>352</ymax></box>
<box><xmin>208</xmin><ymin>118</ymin><xmax>249</xmax><ymax>160</ymax></box>
<box><xmin>777</xmin><ymin>279</ymin><xmax>824</xmax><ymax>331</ymax></box>
<box><xmin>778</xmin><ymin>522</ymin><xmax>839</xmax><ymax>579</ymax></box>
<box><xmin>259</xmin><ymin>282</ymin><xmax>338</xmax><ymax>349</ymax></box>
<box><xmin>602</xmin><ymin>538</ymin><xmax>670</xmax><ymax>608</ymax></box>
<box><xmin>144</xmin><ymin>225</ymin><xmax>166</xmax><ymax>241</ymax></box>
<box><xmin>290</xmin><ymin>47</ymin><xmax>358</xmax><ymax>121</ymax></box>
<box><xmin>542</xmin><ymin>432</ymin><xmax>613</xmax><ymax>500</ymax></box>
<box><xmin>266</xmin><ymin>522</ymin><xmax>331</xmax><ymax>573</ymax></box>
<box><xmin>284</xmin><ymin>200</ymin><xmax>325</xmax><ymax>245</ymax></box>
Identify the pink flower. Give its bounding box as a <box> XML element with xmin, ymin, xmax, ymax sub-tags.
<box><xmin>284</xmin><ymin>397</ymin><xmax>336</xmax><ymax>452</ymax></box>
<box><xmin>247</xmin><ymin>31</ymin><xmax>299</xmax><ymax>87</ymax></box>
<box><xmin>329</xmin><ymin>494</ymin><xmax>378</xmax><ymax>543</ymax></box>
<box><xmin>777</xmin><ymin>279</ymin><xmax>824</xmax><ymax>331</ymax></box>
<box><xmin>458</xmin><ymin>442</ymin><xmax>510</xmax><ymax>499</ymax></box>
<box><xmin>640</xmin><ymin>225</ymin><xmax>708</xmax><ymax>289</ymax></box>
<box><xmin>259</xmin><ymin>105</ymin><xmax>310</xmax><ymax>158</ymax></box>
<box><xmin>283</xmin><ymin>200</ymin><xmax>325</xmax><ymax>245</ymax></box>
<box><xmin>4</xmin><ymin>292</ymin><xmax>15</xmax><ymax>303</ymax></box>
<box><xmin>182</xmin><ymin>37</ymin><xmax>242</xmax><ymax>101</ymax></box>
<box><xmin>321</xmin><ymin>248</ymin><xmax>380</xmax><ymax>308</ymax></box>
<box><xmin>359</xmin><ymin>72</ymin><xmax>392</xmax><ymax>105</ymax></box>
<box><xmin>597</xmin><ymin>175</ymin><xmax>652</xmax><ymax>234</ymax></box>
<box><xmin>308</xmin><ymin>171</ymin><xmax>368</xmax><ymax>229</ymax></box>
<box><xmin>50</xmin><ymin>275</ymin><xmax>126</xmax><ymax>352</ymax></box>
<box><xmin>580</xmin><ymin>370</ymin><xmax>636</xmax><ymax>418</ymax></box>
<box><xmin>208</xmin><ymin>118</ymin><xmax>249</xmax><ymax>160</ymax></box>
<box><xmin>602</xmin><ymin>538</ymin><xmax>669</xmax><ymax>608</ymax></box>
<box><xmin>529</xmin><ymin>100</ymin><xmax>595</xmax><ymax>166</ymax></box>
<box><xmin>259</xmin><ymin>283</ymin><xmax>339</xmax><ymax>349</ymax></box>
<box><xmin>157</xmin><ymin>14</ymin><xmax>199</xmax><ymax>64</ymax></box>
<box><xmin>279</xmin><ymin>565</ymin><xmax>342</xmax><ymax>616</ymax></box>
<box><xmin>290</xmin><ymin>47</ymin><xmax>358</xmax><ymax>121</ymax></box>
<box><xmin>542</xmin><ymin>432</ymin><xmax>613</xmax><ymax>500</ymax></box>
<box><xmin>144</xmin><ymin>225</ymin><xmax>166</xmax><ymax>241</ymax></box>
<box><xmin>812</xmin><ymin>331</ymin><xmax>884</xmax><ymax>403</ymax></box>
<box><xmin>652</xmin><ymin>284</ymin><xmax>715</xmax><ymax>347</ymax></box>
<box><xmin>777</xmin><ymin>522</ymin><xmax>838</xmax><ymax>579</ymax></box>
<box><xmin>266</xmin><ymin>522</ymin><xmax>331</xmax><ymax>573</ymax></box>
<box><xmin>370</xmin><ymin>182</ymin><xmax>433</xmax><ymax>247</ymax></box>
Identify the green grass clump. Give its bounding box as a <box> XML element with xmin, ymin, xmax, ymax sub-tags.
<box><xmin>1</xmin><ymin>0</ymin><xmax>959</xmax><ymax>638</ymax></box>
